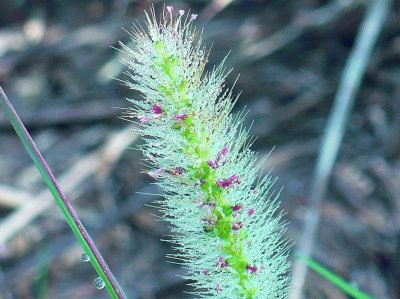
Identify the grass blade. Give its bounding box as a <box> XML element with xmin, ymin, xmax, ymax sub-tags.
<box><xmin>289</xmin><ymin>1</ymin><xmax>393</xmax><ymax>297</ymax></box>
<box><xmin>298</xmin><ymin>255</ymin><xmax>373</xmax><ymax>299</ymax></box>
<box><xmin>0</xmin><ymin>85</ymin><xmax>127</xmax><ymax>299</ymax></box>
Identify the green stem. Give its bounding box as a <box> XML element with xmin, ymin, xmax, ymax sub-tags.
<box><xmin>298</xmin><ymin>255</ymin><xmax>373</xmax><ymax>299</ymax></box>
<box><xmin>0</xmin><ymin>85</ymin><xmax>127</xmax><ymax>299</ymax></box>
<box><xmin>156</xmin><ymin>40</ymin><xmax>254</xmax><ymax>297</ymax></box>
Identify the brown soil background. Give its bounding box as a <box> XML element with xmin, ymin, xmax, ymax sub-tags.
<box><xmin>0</xmin><ymin>0</ymin><xmax>399</xmax><ymax>298</ymax></box>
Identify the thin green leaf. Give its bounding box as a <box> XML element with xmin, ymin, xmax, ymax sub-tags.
<box><xmin>297</xmin><ymin>254</ymin><xmax>373</xmax><ymax>299</ymax></box>
<box><xmin>0</xmin><ymin>86</ymin><xmax>127</xmax><ymax>299</ymax></box>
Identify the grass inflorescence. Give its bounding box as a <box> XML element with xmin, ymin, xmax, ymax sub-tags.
<box><xmin>120</xmin><ymin>6</ymin><xmax>291</xmax><ymax>298</ymax></box>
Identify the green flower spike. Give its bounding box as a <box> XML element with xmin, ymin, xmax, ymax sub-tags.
<box><xmin>120</xmin><ymin>6</ymin><xmax>291</xmax><ymax>298</ymax></box>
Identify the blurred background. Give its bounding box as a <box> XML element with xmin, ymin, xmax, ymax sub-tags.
<box><xmin>0</xmin><ymin>0</ymin><xmax>399</xmax><ymax>298</ymax></box>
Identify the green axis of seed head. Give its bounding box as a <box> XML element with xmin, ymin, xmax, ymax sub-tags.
<box><xmin>153</xmin><ymin>37</ymin><xmax>258</xmax><ymax>298</ymax></box>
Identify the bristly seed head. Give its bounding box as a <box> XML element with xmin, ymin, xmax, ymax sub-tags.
<box><xmin>120</xmin><ymin>6</ymin><xmax>291</xmax><ymax>299</ymax></box>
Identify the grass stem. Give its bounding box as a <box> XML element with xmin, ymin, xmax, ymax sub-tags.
<box><xmin>289</xmin><ymin>1</ymin><xmax>392</xmax><ymax>298</ymax></box>
<box><xmin>0</xmin><ymin>85</ymin><xmax>127</xmax><ymax>299</ymax></box>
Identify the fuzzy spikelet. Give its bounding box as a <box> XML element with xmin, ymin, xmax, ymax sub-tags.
<box><xmin>120</xmin><ymin>6</ymin><xmax>291</xmax><ymax>298</ymax></box>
